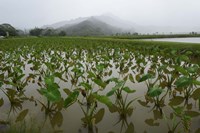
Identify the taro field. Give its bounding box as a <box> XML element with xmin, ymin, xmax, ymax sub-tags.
<box><xmin>0</xmin><ymin>37</ymin><xmax>200</xmax><ymax>133</ymax></box>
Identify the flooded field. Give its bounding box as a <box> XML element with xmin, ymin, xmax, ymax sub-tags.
<box><xmin>0</xmin><ymin>38</ymin><xmax>200</xmax><ymax>133</ymax></box>
<box><xmin>151</xmin><ymin>37</ymin><xmax>200</xmax><ymax>44</ymax></box>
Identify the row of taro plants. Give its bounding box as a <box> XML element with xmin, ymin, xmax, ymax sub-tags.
<box><xmin>0</xmin><ymin>39</ymin><xmax>200</xmax><ymax>133</ymax></box>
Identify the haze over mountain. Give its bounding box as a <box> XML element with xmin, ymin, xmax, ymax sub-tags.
<box><xmin>1</xmin><ymin>0</ymin><xmax>200</xmax><ymax>34</ymax></box>
<box><xmin>43</xmin><ymin>14</ymin><xmax>200</xmax><ymax>35</ymax></box>
<box><xmin>43</xmin><ymin>14</ymin><xmax>135</xmax><ymax>36</ymax></box>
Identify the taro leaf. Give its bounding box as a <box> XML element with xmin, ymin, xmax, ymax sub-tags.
<box><xmin>139</xmin><ymin>73</ymin><xmax>154</xmax><ymax>82</ymax></box>
<box><xmin>51</xmin><ymin>111</ymin><xmax>63</xmax><ymax>127</ymax></box>
<box><xmin>93</xmin><ymin>108</ymin><xmax>105</xmax><ymax>124</ymax></box>
<box><xmin>135</xmin><ymin>74</ymin><xmax>140</xmax><ymax>82</ymax></box>
<box><xmin>191</xmin><ymin>88</ymin><xmax>200</xmax><ymax>100</ymax></box>
<box><xmin>193</xmin><ymin>80</ymin><xmax>200</xmax><ymax>86</ymax></box>
<box><xmin>169</xmin><ymin>96</ymin><xmax>184</xmax><ymax>106</ymax></box>
<box><xmin>147</xmin><ymin>86</ymin><xmax>163</xmax><ymax>97</ymax></box>
<box><xmin>107</xmin><ymin>81</ymin><xmax>125</xmax><ymax>96</ymax></box>
<box><xmin>153</xmin><ymin>110</ymin><xmax>163</xmax><ymax>120</ymax></box>
<box><xmin>187</xmin><ymin>66</ymin><xmax>198</xmax><ymax>73</ymax></box>
<box><xmin>94</xmin><ymin>94</ymin><xmax>112</xmax><ymax>107</ymax></box>
<box><xmin>0</xmin><ymin>98</ymin><xmax>3</xmax><ymax>107</ymax></box>
<box><xmin>175</xmin><ymin>66</ymin><xmax>188</xmax><ymax>76</ymax></box>
<box><xmin>185</xmin><ymin>111</ymin><xmax>200</xmax><ymax>118</ymax></box>
<box><xmin>94</xmin><ymin>79</ymin><xmax>107</xmax><ymax>88</ymax></box>
<box><xmin>16</xmin><ymin>74</ymin><xmax>25</xmax><ymax>81</ymax></box>
<box><xmin>129</xmin><ymin>74</ymin><xmax>135</xmax><ymax>83</ymax></box>
<box><xmin>16</xmin><ymin>109</ymin><xmax>29</xmax><ymax>122</ymax></box>
<box><xmin>175</xmin><ymin>76</ymin><xmax>192</xmax><ymax>88</ymax></box>
<box><xmin>87</xmin><ymin>71</ymin><xmax>96</xmax><ymax>79</ymax></box>
<box><xmin>96</xmin><ymin>64</ymin><xmax>104</xmax><ymax>72</ymax></box>
<box><xmin>179</xmin><ymin>55</ymin><xmax>189</xmax><ymax>62</ymax></box>
<box><xmin>44</xmin><ymin>75</ymin><xmax>54</xmax><ymax>86</ymax></box>
<box><xmin>145</xmin><ymin>119</ymin><xmax>159</xmax><ymax>126</ymax></box>
<box><xmin>39</xmin><ymin>87</ymin><xmax>61</xmax><ymax>102</ymax></box>
<box><xmin>122</xmin><ymin>86</ymin><xmax>136</xmax><ymax>93</ymax></box>
<box><xmin>173</xmin><ymin>106</ymin><xmax>184</xmax><ymax>115</ymax></box>
<box><xmin>79</xmin><ymin>82</ymin><xmax>92</xmax><ymax>90</ymax></box>
<box><xmin>125</xmin><ymin>122</ymin><xmax>134</xmax><ymax>133</ymax></box>
<box><xmin>63</xmin><ymin>88</ymin><xmax>72</xmax><ymax>95</ymax></box>
<box><xmin>64</xmin><ymin>91</ymin><xmax>79</xmax><ymax>108</ymax></box>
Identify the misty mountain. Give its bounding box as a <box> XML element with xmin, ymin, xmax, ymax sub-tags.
<box><xmin>57</xmin><ymin>17</ymin><xmax>122</xmax><ymax>36</ymax></box>
<box><xmin>43</xmin><ymin>14</ymin><xmax>199</xmax><ymax>35</ymax></box>
<box><xmin>43</xmin><ymin>14</ymin><xmax>136</xmax><ymax>36</ymax></box>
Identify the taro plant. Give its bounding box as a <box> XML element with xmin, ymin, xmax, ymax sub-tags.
<box><xmin>107</xmin><ymin>78</ymin><xmax>136</xmax><ymax>131</ymax></box>
<box><xmin>164</xmin><ymin>106</ymin><xmax>194</xmax><ymax>133</ymax></box>
<box><xmin>37</xmin><ymin>75</ymin><xmax>62</xmax><ymax>115</ymax></box>
<box><xmin>146</xmin><ymin>85</ymin><xmax>165</xmax><ymax>113</ymax></box>
<box><xmin>78</xmin><ymin>93</ymin><xmax>112</xmax><ymax>132</ymax></box>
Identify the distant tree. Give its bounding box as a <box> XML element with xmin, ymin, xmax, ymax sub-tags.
<box><xmin>0</xmin><ymin>23</ymin><xmax>17</xmax><ymax>36</ymax></box>
<box><xmin>58</xmin><ymin>31</ymin><xmax>66</xmax><ymax>36</ymax></box>
<box><xmin>42</xmin><ymin>28</ymin><xmax>55</xmax><ymax>36</ymax></box>
<box><xmin>29</xmin><ymin>28</ymin><xmax>43</xmax><ymax>36</ymax></box>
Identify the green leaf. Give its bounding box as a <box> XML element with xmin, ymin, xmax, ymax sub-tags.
<box><xmin>185</xmin><ymin>111</ymin><xmax>200</xmax><ymax>118</ymax></box>
<box><xmin>106</xmin><ymin>81</ymin><xmax>125</xmax><ymax>96</ymax></box>
<box><xmin>94</xmin><ymin>94</ymin><xmax>112</xmax><ymax>107</ymax></box>
<box><xmin>63</xmin><ymin>88</ymin><xmax>72</xmax><ymax>95</ymax></box>
<box><xmin>191</xmin><ymin>88</ymin><xmax>200</xmax><ymax>100</ymax></box>
<box><xmin>39</xmin><ymin>87</ymin><xmax>61</xmax><ymax>102</ymax></box>
<box><xmin>175</xmin><ymin>66</ymin><xmax>188</xmax><ymax>76</ymax></box>
<box><xmin>122</xmin><ymin>86</ymin><xmax>136</xmax><ymax>93</ymax></box>
<box><xmin>169</xmin><ymin>96</ymin><xmax>184</xmax><ymax>106</ymax></box>
<box><xmin>148</xmin><ymin>86</ymin><xmax>163</xmax><ymax>97</ymax></box>
<box><xmin>187</xmin><ymin>66</ymin><xmax>198</xmax><ymax>73</ymax></box>
<box><xmin>175</xmin><ymin>76</ymin><xmax>192</xmax><ymax>88</ymax></box>
<box><xmin>16</xmin><ymin>74</ymin><xmax>25</xmax><ymax>81</ymax></box>
<box><xmin>87</xmin><ymin>71</ymin><xmax>96</xmax><ymax>79</ymax></box>
<box><xmin>44</xmin><ymin>75</ymin><xmax>54</xmax><ymax>86</ymax></box>
<box><xmin>0</xmin><ymin>98</ymin><xmax>4</xmax><ymax>107</ymax></box>
<box><xmin>16</xmin><ymin>109</ymin><xmax>29</xmax><ymax>122</ymax></box>
<box><xmin>173</xmin><ymin>106</ymin><xmax>184</xmax><ymax>115</ymax></box>
<box><xmin>125</xmin><ymin>123</ymin><xmax>134</xmax><ymax>133</ymax></box>
<box><xmin>139</xmin><ymin>73</ymin><xmax>154</xmax><ymax>82</ymax></box>
<box><xmin>64</xmin><ymin>91</ymin><xmax>79</xmax><ymax>108</ymax></box>
<box><xmin>129</xmin><ymin>74</ymin><xmax>135</xmax><ymax>83</ymax></box>
<box><xmin>193</xmin><ymin>80</ymin><xmax>200</xmax><ymax>86</ymax></box>
<box><xmin>93</xmin><ymin>108</ymin><xmax>105</xmax><ymax>124</ymax></box>
<box><xmin>94</xmin><ymin>79</ymin><xmax>107</xmax><ymax>88</ymax></box>
<box><xmin>96</xmin><ymin>64</ymin><xmax>104</xmax><ymax>72</ymax></box>
<box><xmin>79</xmin><ymin>82</ymin><xmax>92</xmax><ymax>90</ymax></box>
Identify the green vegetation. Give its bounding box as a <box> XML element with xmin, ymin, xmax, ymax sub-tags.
<box><xmin>111</xmin><ymin>34</ymin><xmax>200</xmax><ymax>39</ymax></box>
<box><xmin>0</xmin><ymin>37</ymin><xmax>200</xmax><ymax>133</ymax></box>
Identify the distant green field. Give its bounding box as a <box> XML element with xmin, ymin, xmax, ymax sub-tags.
<box><xmin>1</xmin><ymin>36</ymin><xmax>200</xmax><ymax>50</ymax></box>
<box><xmin>110</xmin><ymin>34</ymin><xmax>200</xmax><ymax>39</ymax></box>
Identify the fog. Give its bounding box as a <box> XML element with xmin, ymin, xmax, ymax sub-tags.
<box><xmin>0</xmin><ymin>0</ymin><xmax>200</xmax><ymax>31</ymax></box>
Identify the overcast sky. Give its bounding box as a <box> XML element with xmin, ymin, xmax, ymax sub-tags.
<box><xmin>0</xmin><ymin>0</ymin><xmax>200</xmax><ymax>29</ymax></box>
